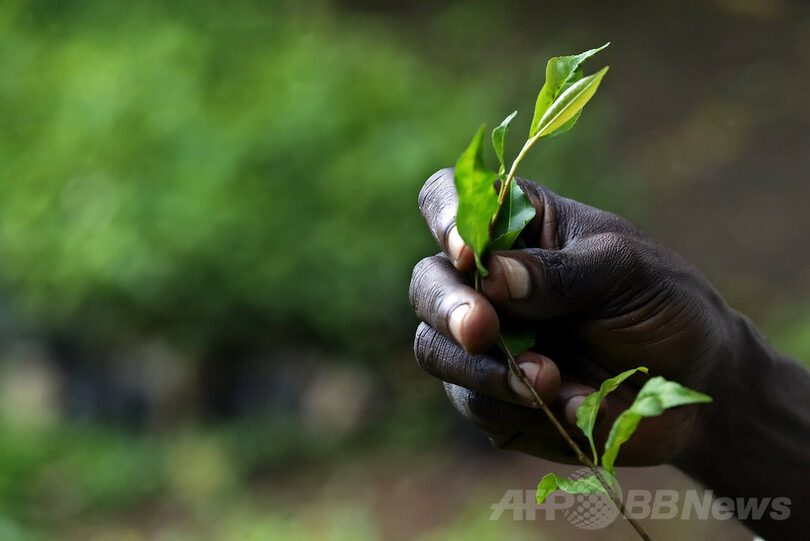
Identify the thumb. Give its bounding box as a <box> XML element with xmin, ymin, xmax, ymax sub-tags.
<box><xmin>480</xmin><ymin>233</ymin><xmax>642</xmax><ymax>321</ymax></box>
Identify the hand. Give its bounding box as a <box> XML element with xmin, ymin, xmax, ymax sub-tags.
<box><xmin>409</xmin><ymin>168</ymin><xmax>732</xmax><ymax>466</ymax></box>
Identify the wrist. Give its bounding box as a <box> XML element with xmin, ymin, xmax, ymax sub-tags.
<box><xmin>672</xmin><ymin>309</ymin><xmax>810</xmax><ymax>538</ymax></box>
<box><xmin>672</xmin><ymin>309</ymin><xmax>765</xmax><ymax>467</ymax></box>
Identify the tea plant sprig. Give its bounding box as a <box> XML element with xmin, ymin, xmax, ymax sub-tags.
<box><xmin>536</xmin><ymin>370</ymin><xmax>711</xmax><ymax>533</ymax></box>
<box><xmin>451</xmin><ymin>44</ymin><xmax>712</xmax><ymax>540</ymax></box>
<box><xmin>455</xmin><ymin>43</ymin><xmax>610</xmax><ymax>281</ymax></box>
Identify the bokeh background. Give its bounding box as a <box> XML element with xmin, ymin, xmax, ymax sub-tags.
<box><xmin>1</xmin><ymin>0</ymin><xmax>809</xmax><ymax>539</ymax></box>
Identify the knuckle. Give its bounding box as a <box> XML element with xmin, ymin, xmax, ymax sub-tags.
<box><xmin>409</xmin><ymin>256</ymin><xmax>443</xmax><ymax>309</ymax></box>
<box><xmin>470</xmin><ymin>354</ymin><xmax>494</xmax><ymax>392</ymax></box>
<box><xmin>601</xmin><ymin>232</ymin><xmax>647</xmax><ymax>276</ymax></box>
<box><xmin>413</xmin><ymin>322</ymin><xmax>431</xmax><ymax>365</ymax></box>
<box><xmin>526</xmin><ymin>248</ymin><xmax>576</xmax><ymax>300</ymax></box>
<box><xmin>408</xmin><ymin>258</ymin><xmax>430</xmax><ymax>308</ymax></box>
<box><xmin>419</xmin><ymin>169</ymin><xmax>458</xmax><ymax>242</ymax></box>
<box><xmin>418</xmin><ymin>168</ymin><xmax>454</xmax><ymax>213</ymax></box>
<box><xmin>409</xmin><ymin>254</ymin><xmax>459</xmax><ymax>328</ymax></box>
<box><xmin>415</xmin><ymin>323</ymin><xmax>501</xmax><ymax>395</ymax></box>
<box><xmin>413</xmin><ymin>323</ymin><xmax>445</xmax><ymax>373</ymax></box>
<box><xmin>583</xmin><ymin>231</ymin><xmax>646</xmax><ymax>278</ymax></box>
<box><xmin>591</xmin><ymin>232</ymin><xmax>665</xmax><ymax>309</ymax></box>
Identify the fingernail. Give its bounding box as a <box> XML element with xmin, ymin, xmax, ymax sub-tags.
<box><xmin>508</xmin><ymin>362</ymin><xmax>541</xmax><ymax>405</ymax></box>
<box><xmin>447</xmin><ymin>225</ymin><xmax>465</xmax><ymax>264</ymax></box>
<box><xmin>494</xmin><ymin>256</ymin><xmax>530</xmax><ymax>300</ymax></box>
<box><xmin>564</xmin><ymin>396</ymin><xmax>587</xmax><ymax>426</ymax></box>
<box><xmin>448</xmin><ymin>303</ymin><xmax>470</xmax><ymax>344</ymax></box>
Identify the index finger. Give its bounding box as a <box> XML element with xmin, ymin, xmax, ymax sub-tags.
<box><xmin>418</xmin><ymin>168</ymin><xmax>476</xmax><ymax>272</ymax></box>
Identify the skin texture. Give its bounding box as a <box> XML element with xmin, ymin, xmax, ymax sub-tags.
<box><xmin>410</xmin><ymin>168</ymin><xmax>810</xmax><ymax>540</ymax></box>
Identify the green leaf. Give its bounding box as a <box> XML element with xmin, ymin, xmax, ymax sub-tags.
<box><xmin>490</xmin><ymin>181</ymin><xmax>535</xmax><ymax>251</ymax></box>
<box><xmin>498</xmin><ymin>326</ymin><xmax>535</xmax><ymax>356</ymax></box>
<box><xmin>576</xmin><ymin>366</ymin><xmax>648</xmax><ymax>464</ymax></box>
<box><xmin>601</xmin><ymin>410</ymin><xmax>643</xmax><ymax>476</ymax></box>
<box><xmin>536</xmin><ymin>473</ymin><xmax>561</xmax><ymax>504</ymax></box>
<box><xmin>533</xmin><ymin>66</ymin><xmax>609</xmax><ymax>140</ymax></box>
<box><xmin>542</xmin><ymin>110</ymin><xmax>581</xmax><ymax>140</ymax></box>
<box><xmin>635</xmin><ymin>376</ymin><xmax>714</xmax><ymax>411</ymax></box>
<box><xmin>454</xmin><ymin>125</ymin><xmax>499</xmax><ymax>275</ymax></box>
<box><xmin>602</xmin><ymin>376</ymin><xmax>712</xmax><ymax>474</ymax></box>
<box><xmin>492</xmin><ymin>110</ymin><xmax>517</xmax><ymax>177</ymax></box>
<box><xmin>536</xmin><ymin>472</ymin><xmax>611</xmax><ymax>504</ymax></box>
<box><xmin>530</xmin><ymin>43</ymin><xmax>609</xmax><ymax>137</ymax></box>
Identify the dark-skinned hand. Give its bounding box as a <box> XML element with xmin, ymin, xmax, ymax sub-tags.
<box><xmin>409</xmin><ymin>168</ymin><xmax>729</xmax><ymax>466</ymax></box>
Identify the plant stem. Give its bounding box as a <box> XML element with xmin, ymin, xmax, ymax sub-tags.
<box><xmin>485</xmin><ymin>123</ymin><xmax>650</xmax><ymax>539</ymax></box>
<box><xmin>490</xmin><ymin>130</ymin><xmax>546</xmax><ymax>228</ymax></box>
<box><xmin>496</xmin><ymin>335</ymin><xmax>651</xmax><ymax>541</ymax></box>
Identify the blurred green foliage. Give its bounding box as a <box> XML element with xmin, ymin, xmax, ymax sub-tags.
<box><xmin>0</xmin><ymin>406</ymin><xmax>451</xmax><ymax>539</ymax></box>
<box><xmin>1</xmin><ymin>0</ymin><xmax>808</xmax><ymax>539</ymax></box>
<box><xmin>0</xmin><ymin>0</ymin><xmax>613</xmax><ymax>355</ymax></box>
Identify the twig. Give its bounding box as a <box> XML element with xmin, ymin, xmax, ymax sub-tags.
<box><xmin>479</xmin><ymin>67</ymin><xmax>647</xmax><ymax>537</ymax></box>
<box><xmin>490</xmin><ymin>130</ymin><xmax>545</xmax><ymax>228</ymax></box>
<box><xmin>497</xmin><ymin>335</ymin><xmax>650</xmax><ymax>540</ymax></box>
